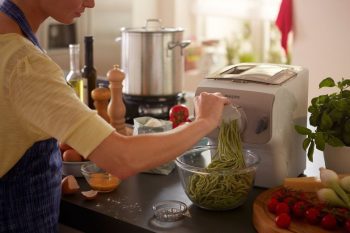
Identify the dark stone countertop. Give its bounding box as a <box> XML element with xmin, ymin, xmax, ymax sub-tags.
<box><xmin>59</xmin><ymin>170</ymin><xmax>265</xmax><ymax>233</ymax></box>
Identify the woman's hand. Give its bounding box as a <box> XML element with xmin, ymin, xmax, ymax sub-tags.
<box><xmin>193</xmin><ymin>92</ymin><xmax>230</xmax><ymax>131</ymax></box>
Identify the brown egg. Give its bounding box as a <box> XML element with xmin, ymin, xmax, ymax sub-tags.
<box><xmin>62</xmin><ymin>149</ymin><xmax>83</xmax><ymax>162</ymax></box>
<box><xmin>61</xmin><ymin>175</ymin><xmax>80</xmax><ymax>195</ymax></box>
<box><xmin>59</xmin><ymin>142</ymin><xmax>72</xmax><ymax>152</ymax></box>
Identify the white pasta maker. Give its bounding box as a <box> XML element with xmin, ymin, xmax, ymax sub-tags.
<box><xmin>195</xmin><ymin>63</ymin><xmax>309</xmax><ymax>188</ymax></box>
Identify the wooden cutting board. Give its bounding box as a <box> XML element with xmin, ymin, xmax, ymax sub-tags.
<box><xmin>252</xmin><ymin>187</ymin><xmax>345</xmax><ymax>233</ymax></box>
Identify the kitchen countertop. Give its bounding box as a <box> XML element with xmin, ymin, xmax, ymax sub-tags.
<box><xmin>59</xmin><ymin>170</ymin><xmax>265</xmax><ymax>233</ymax></box>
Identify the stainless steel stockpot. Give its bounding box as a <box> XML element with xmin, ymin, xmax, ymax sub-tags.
<box><xmin>118</xmin><ymin>19</ymin><xmax>190</xmax><ymax>96</ymax></box>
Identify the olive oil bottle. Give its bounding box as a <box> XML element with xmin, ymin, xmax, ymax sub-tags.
<box><xmin>82</xmin><ymin>36</ymin><xmax>97</xmax><ymax>109</ymax></box>
<box><xmin>66</xmin><ymin>44</ymin><xmax>85</xmax><ymax>103</ymax></box>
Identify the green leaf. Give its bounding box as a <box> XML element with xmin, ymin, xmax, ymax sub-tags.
<box><xmin>294</xmin><ymin>125</ymin><xmax>312</xmax><ymax>135</ymax></box>
<box><xmin>315</xmin><ymin>132</ymin><xmax>325</xmax><ymax>151</ymax></box>
<box><xmin>342</xmin><ymin>79</ymin><xmax>350</xmax><ymax>87</ymax></box>
<box><xmin>327</xmin><ymin>135</ymin><xmax>345</xmax><ymax>147</ymax></box>
<box><xmin>320</xmin><ymin>112</ymin><xmax>333</xmax><ymax>130</ymax></box>
<box><xmin>328</xmin><ymin>109</ymin><xmax>343</xmax><ymax>122</ymax></box>
<box><xmin>307</xmin><ymin>141</ymin><xmax>315</xmax><ymax>162</ymax></box>
<box><xmin>319</xmin><ymin>77</ymin><xmax>336</xmax><ymax>88</ymax></box>
<box><xmin>309</xmin><ymin>112</ymin><xmax>320</xmax><ymax>126</ymax></box>
<box><xmin>303</xmin><ymin>138</ymin><xmax>311</xmax><ymax>151</ymax></box>
<box><xmin>342</xmin><ymin>90</ymin><xmax>350</xmax><ymax>98</ymax></box>
<box><xmin>311</xmin><ymin>97</ymin><xmax>318</xmax><ymax>106</ymax></box>
<box><xmin>334</xmin><ymin>99</ymin><xmax>347</xmax><ymax>111</ymax></box>
<box><xmin>317</xmin><ymin>95</ymin><xmax>329</xmax><ymax>105</ymax></box>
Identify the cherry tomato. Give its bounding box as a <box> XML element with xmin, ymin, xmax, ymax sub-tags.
<box><xmin>321</xmin><ymin>214</ymin><xmax>337</xmax><ymax>230</ymax></box>
<box><xmin>275</xmin><ymin>202</ymin><xmax>290</xmax><ymax>215</ymax></box>
<box><xmin>169</xmin><ymin>104</ymin><xmax>190</xmax><ymax>128</ymax></box>
<box><xmin>305</xmin><ymin>207</ymin><xmax>321</xmax><ymax>225</ymax></box>
<box><xmin>292</xmin><ymin>201</ymin><xmax>307</xmax><ymax>218</ymax></box>
<box><xmin>275</xmin><ymin>213</ymin><xmax>291</xmax><ymax>229</ymax></box>
<box><xmin>267</xmin><ymin>197</ymin><xmax>279</xmax><ymax>214</ymax></box>
<box><xmin>345</xmin><ymin>219</ymin><xmax>350</xmax><ymax>232</ymax></box>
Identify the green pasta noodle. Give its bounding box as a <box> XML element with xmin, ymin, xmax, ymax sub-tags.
<box><xmin>187</xmin><ymin>119</ymin><xmax>254</xmax><ymax>210</ymax></box>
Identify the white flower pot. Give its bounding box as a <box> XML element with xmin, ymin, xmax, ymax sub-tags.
<box><xmin>323</xmin><ymin>145</ymin><xmax>350</xmax><ymax>173</ymax></box>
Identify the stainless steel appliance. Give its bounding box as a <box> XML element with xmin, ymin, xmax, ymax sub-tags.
<box><xmin>196</xmin><ymin>63</ymin><xmax>309</xmax><ymax>188</ymax></box>
<box><xmin>117</xmin><ymin>19</ymin><xmax>190</xmax><ymax>122</ymax></box>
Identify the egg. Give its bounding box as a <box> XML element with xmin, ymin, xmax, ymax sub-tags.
<box><xmin>63</xmin><ymin>149</ymin><xmax>83</xmax><ymax>162</ymax></box>
<box><xmin>61</xmin><ymin>175</ymin><xmax>80</xmax><ymax>195</ymax></box>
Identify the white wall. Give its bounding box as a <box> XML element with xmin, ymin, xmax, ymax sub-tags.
<box><xmin>292</xmin><ymin>0</ymin><xmax>350</xmax><ymax>176</ymax></box>
<box><xmin>293</xmin><ymin>0</ymin><xmax>350</xmax><ymax>102</ymax></box>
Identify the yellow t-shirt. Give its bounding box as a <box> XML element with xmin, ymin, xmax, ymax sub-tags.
<box><xmin>0</xmin><ymin>33</ymin><xmax>115</xmax><ymax>177</ymax></box>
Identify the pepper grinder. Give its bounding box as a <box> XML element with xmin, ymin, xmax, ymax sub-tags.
<box><xmin>107</xmin><ymin>64</ymin><xmax>127</xmax><ymax>135</ymax></box>
<box><xmin>91</xmin><ymin>83</ymin><xmax>111</xmax><ymax>123</ymax></box>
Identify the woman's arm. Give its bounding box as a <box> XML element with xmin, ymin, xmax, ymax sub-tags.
<box><xmin>88</xmin><ymin>92</ymin><xmax>229</xmax><ymax>179</ymax></box>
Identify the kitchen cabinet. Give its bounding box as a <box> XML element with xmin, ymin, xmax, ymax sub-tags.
<box><xmin>60</xmin><ymin>171</ymin><xmax>263</xmax><ymax>233</ymax></box>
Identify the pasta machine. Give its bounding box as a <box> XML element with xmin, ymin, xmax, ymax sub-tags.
<box><xmin>195</xmin><ymin>63</ymin><xmax>309</xmax><ymax>188</ymax></box>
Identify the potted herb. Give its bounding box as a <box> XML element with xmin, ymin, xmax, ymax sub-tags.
<box><xmin>295</xmin><ymin>77</ymin><xmax>350</xmax><ymax>170</ymax></box>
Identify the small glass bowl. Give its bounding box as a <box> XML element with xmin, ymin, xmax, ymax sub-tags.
<box><xmin>152</xmin><ymin>200</ymin><xmax>187</xmax><ymax>222</ymax></box>
<box><xmin>81</xmin><ymin>163</ymin><xmax>121</xmax><ymax>192</ymax></box>
<box><xmin>175</xmin><ymin>146</ymin><xmax>259</xmax><ymax>211</ymax></box>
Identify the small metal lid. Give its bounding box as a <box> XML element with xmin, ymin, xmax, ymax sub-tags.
<box><xmin>152</xmin><ymin>200</ymin><xmax>187</xmax><ymax>222</ymax></box>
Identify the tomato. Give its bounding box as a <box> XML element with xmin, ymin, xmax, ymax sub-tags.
<box><xmin>292</xmin><ymin>201</ymin><xmax>307</xmax><ymax>218</ymax></box>
<box><xmin>275</xmin><ymin>202</ymin><xmax>290</xmax><ymax>215</ymax></box>
<box><xmin>305</xmin><ymin>207</ymin><xmax>321</xmax><ymax>225</ymax></box>
<box><xmin>267</xmin><ymin>197</ymin><xmax>279</xmax><ymax>214</ymax></box>
<box><xmin>321</xmin><ymin>214</ymin><xmax>337</xmax><ymax>230</ymax></box>
<box><xmin>169</xmin><ymin>104</ymin><xmax>190</xmax><ymax>128</ymax></box>
<box><xmin>345</xmin><ymin>219</ymin><xmax>350</xmax><ymax>232</ymax></box>
<box><xmin>275</xmin><ymin>213</ymin><xmax>291</xmax><ymax>229</ymax></box>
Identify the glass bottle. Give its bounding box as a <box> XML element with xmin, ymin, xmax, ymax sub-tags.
<box><xmin>66</xmin><ymin>44</ymin><xmax>85</xmax><ymax>103</ymax></box>
<box><xmin>82</xmin><ymin>36</ymin><xmax>97</xmax><ymax>109</ymax></box>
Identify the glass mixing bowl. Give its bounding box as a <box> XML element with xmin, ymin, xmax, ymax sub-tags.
<box><xmin>175</xmin><ymin>146</ymin><xmax>259</xmax><ymax>211</ymax></box>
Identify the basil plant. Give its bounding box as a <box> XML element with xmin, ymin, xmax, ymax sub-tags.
<box><xmin>295</xmin><ymin>77</ymin><xmax>350</xmax><ymax>162</ymax></box>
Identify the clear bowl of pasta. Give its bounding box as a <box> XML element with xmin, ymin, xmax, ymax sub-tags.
<box><xmin>175</xmin><ymin>145</ymin><xmax>259</xmax><ymax>211</ymax></box>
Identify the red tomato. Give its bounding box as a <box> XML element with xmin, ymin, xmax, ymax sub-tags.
<box><xmin>305</xmin><ymin>207</ymin><xmax>321</xmax><ymax>225</ymax></box>
<box><xmin>345</xmin><ymin>219</ymin><xmax>350</xmax><ymax>232</ymax></box>
<box><xmin>321</xmin><ymin>214</ymin><xmax>337</xmax><ymax>230</ymax></box>
<box><xmin>275</xmin><ymin>202</ymin><xmax>290</xmax><ymax>215</ymax></box>
<box><xmin>267</xmin><ymin>197</ymin><xmax>279</xmax><ymax>214</ymax></box>
<box><xmin>169</xmin><ymin>104</ymin><xmax>190</xmax><ymax>128</ymax></box>
<box><xmin>275</xmin><ymin>213</ymin><xmax>291</xmax><ymax>229</ymax></box>
<box><xmin>292</xmin><ymin>201</ymin><xmax>307</xmax><ymax>218</ymax></box>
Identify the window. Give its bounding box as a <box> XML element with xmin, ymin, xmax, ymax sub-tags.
<box><xmin>185</xmin><ymin>0</ymin><xmax>288</xmax><ymax>73</ymax></box>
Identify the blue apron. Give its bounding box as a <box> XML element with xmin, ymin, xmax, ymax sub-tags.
<box><xmin>0</xmin><ymin>1</ymin><xmax>62</xmax><ymax>232</ymax></box>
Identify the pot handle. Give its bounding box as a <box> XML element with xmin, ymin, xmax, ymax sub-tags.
<box><xmin>167</xmin><ymin>40</ymin><xmax>191</xmax><ymax>56</ymax></box>
<box><xmin>145</xmin><ymin>18</ymin><xmax>162</xmax><ymax>31</ymax></box>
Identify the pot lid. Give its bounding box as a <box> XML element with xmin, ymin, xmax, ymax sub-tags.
<box><xmin>121</xmin><ymin>18</ymin><xmax>184</xmax><ymax>33</ymax></box>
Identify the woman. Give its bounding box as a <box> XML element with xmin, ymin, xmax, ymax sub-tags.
<box><xmin>0</xmin><ymin>0</ymin><xmax>229</xmax><ymax>232</ymax></box>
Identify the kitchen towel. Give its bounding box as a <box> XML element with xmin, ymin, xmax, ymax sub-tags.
<box><xmin>275</xmin><ymin>0</ymin><xmax>293</xmax><ymax>54</ymax></box>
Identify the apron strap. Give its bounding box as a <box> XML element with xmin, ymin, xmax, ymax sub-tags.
<box><xmin>0</xmin><ymin>0</ymin><xmax>42</xmax><ymax>50</ymax></box>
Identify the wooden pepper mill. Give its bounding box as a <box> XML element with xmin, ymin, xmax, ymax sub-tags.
<box><xmin>91</xmin><ymin>83</ymin><xmax>111</xmax><ymax>123</ymax></box>
<box><xmin>107</xmin><ymin>64</ymin><xmax>127</xmax><ymax>135</ymax></box>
